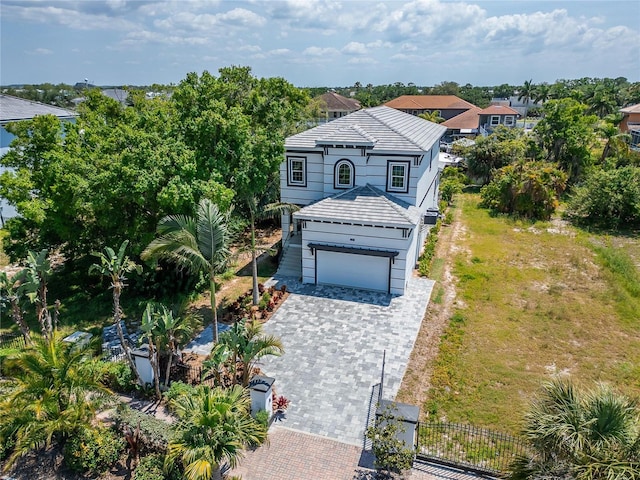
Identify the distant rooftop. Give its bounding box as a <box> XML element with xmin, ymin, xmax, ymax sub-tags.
<box><xmin>479</xmin><ymin>105</ymin><xmax>519</xmax><ymax>116</ymax></box>
<box><xmin>317</xmin><ymin>91</ymin><xmax>361</xmax><ymax>112</ymax></box>
<box><xmin>385</xmin><ymin>95</ymin><xmax>476</xmax><ymax>111</ymax></box>
<box><xmin>620</xmin><ymin>103</ymin><xmax>640</xmax><ymax>114</ymax></box>
<box><xmin>0</xmin><ymin>94</ymin><xmax>77</xmax><ymax>124</ymax></box>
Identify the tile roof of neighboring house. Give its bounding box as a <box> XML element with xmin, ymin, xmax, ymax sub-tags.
<box><xmin>478</xmin><ymin>105</ymin><xmax>520</xmax><ymax>116</ymax></box>
<box><xmin>0</xmin><ymin>94</ymin><xmax>77</xmax><ymax>124</ymax></box>
<box><xmin>620</xmin><ymin>104</ymin><xmax>640</xmax><ymax>114</ymax></box>
<box><xmin>317</xmin><ymin>92</ymin><xmax>361</xmax><ymax>112</ymax></box>
<box><xmin>286</xmin><ymin>106</ymin><xmax>446</xmax><ymax>154</ymax></box>
<box><xmin>442</xmin><ymin>106</ymin><xmax>482</xmax><ymax>130</ymax></box>
<box><xmin>384</xmin><ymin>95</ymin><xmax>476</xmax><ymax>111</ymax></box>
<box><xmin>101</xmin><ymin>88</ymin><xmax>129</xmax><ymax>105</ymax></box>
<box><xmin>294</xmin><ymin>184</ymin><xmax>421</xmax><ymax>227</ymax></box>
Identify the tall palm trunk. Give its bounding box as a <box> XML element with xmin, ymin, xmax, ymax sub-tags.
<box><xmin>164</xmin><ymin>337</ymin><xmax>174</xmax><ymax>388</ymax></box>
<box><xmin>10</xmin><ymin>298</ymin><xmax>32</xmax><ymax>345</ymax></box>
<box><xmin>250</xmin><ymin>210</ymin><xmax>260</xmax><ymax>306</ymax></box>
<box><xmin>210</xmin><ymin>272</ymin><xmax>219</xmax><ymax>344</ymax></box>
<box><xmin>113</xmin><ymin>282</ymin><xmax>143</xmax><ymax>385</ymax></box>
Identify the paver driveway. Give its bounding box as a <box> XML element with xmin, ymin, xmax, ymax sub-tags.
<box><xmin>258</xmin><ymin>275</ymin><xmax>434</xmax><ymax>446</ymax></box>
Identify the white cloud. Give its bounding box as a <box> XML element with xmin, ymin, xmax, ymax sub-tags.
<box><xmin>342</xmin><ymin>42</ymin><xmax>368</xmax><ymax>55</ymax></box>
<box><xmin>348</xmin><ymin>57</ymin><xmax>376</xmax><ymax>65</ymax></box>
<box><xmin>268</xmin><ymin>48</ymin><xmax>291</xmax><ymax>56</ymax></box>
<box><xmin>27</xmin><ymin>48</ymin><xmax>53</xmax><ymax>55</ymax></box>
<box><xmin>303</xmin><ymin>46</ymin><xmax>340</xmax><ymax>57</ymax></box>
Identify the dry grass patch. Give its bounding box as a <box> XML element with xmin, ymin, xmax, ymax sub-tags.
<box><xmin>421</xmin><ymin>194</ymin><xmax>640</xmax><ymax>434</ymax></box>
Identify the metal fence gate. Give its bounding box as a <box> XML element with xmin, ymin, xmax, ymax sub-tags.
<box><xmin>416</xmin><ymin>422</ymin><xmax>528</xmax><ymax>475</ymax></box>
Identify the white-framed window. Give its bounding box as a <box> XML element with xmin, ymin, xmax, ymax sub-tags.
<box><xmin>490</xmin><ymin>115</ymin><xmax>500</xmax><ymax>126</ymax></box>
<box><xmin>387</xmin><ymin>161</ymin><xmax>409</xmax><ymax>193</ymax></box>
<box><xmin>287</xmin><ymin>156</ymin><xmax>306</xmax><ymax>186</ymax></box>
<box><xmin>334</xmin><ymin>159</ymin><xmax>354</xmax><ymax>189</ymax></box>
<box><xmin>504</xmin><ymin>115</ymin><xmax>515</xmax><ymax>126</ymax></box>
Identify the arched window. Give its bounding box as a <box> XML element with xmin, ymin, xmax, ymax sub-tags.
<box><xmin>334</xmin><ymin>159</ymin><xmax>354</xmax><ymax>189</ymax></box>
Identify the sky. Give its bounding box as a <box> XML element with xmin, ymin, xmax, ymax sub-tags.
<box><xmin>1</xmin><ymin>0</ymin><xmax>639</xmax><ymax>88</ymax></box>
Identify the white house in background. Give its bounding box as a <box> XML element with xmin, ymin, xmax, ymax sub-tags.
<box><xmin>0</xmin><ymin>95</ymin><xmax>77</xmax><ymax>224</ymax></box>
<box><xmin>279</xmin><ymin>106</ymin><xmax>446</xmax><ymax>295</ymax></box>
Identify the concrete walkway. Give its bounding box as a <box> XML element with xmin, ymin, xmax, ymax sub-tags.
<box><xmin>256</xmin><ymin>275</ymin><xmax>434</xmax><ymax>446</ymax></box>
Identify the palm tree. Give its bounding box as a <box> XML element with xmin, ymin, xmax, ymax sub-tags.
<box><xmin>511</xmin><ymin>379</ymin><xmax>640</xmax><ymax>480</ymax></box>
<box><xmin>236</xmin><ymin>187</ymin><xmax>298</xmax><ymax>306</ymax></box>
<box><xmin>218</xmin><ymin>319</ymin><xmax>284</xmax><ymax>387</ymax></box>
<box><xmin>533</xmin><ymin>83</ymin><xmax>550</xmax><ymax>105</ymax></box>
<box><xmin>0</xmin><ymin>271</ymin><xmax>32</xmax><ymax>345</ymax></box>
<box><xmin>14</xmin><ymin>249</ymin><xmax>53</xmax><ymax>341</ymax></box>
<box><xmin>89</xmin><ymin>240</ymin><xmax>143</xmax><ymax>385</ymax></box>
<box><xmin>418</xmin><ymin>111</ymin><xmax>445</xmax><ymax>123</ymax></box>
<box><xmin>166</xmin><ymin>385</ymin><xmax>267</xmax><ymax>480</ymax></box>
<box><xmin>142</xmin><ymin>199</ymin><xmax>231</xmax><ymax>344</ymax></box>
<box><xmin>140</xmin><ymin>302</ymin><xmax>162</xmax><ymax>399</ymax></box>
<box><xmin>518</xmin><ymin>79</ymin><xmax>535</xmax><ymax>120</ymax></box>
<box><xmin>0</xmin><ymin>333</ymin><xmax>112</xmax><ymax>469</ymax></box>
<box><xmin>157</xmin><ymin>305</ymin><xmax>192</xmax><ymax>388</ymax></box>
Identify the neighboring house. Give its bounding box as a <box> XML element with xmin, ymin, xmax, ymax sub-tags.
<box><xmin>441</xmin><ymin>106</ymin><xmax>483</xmax><ymax>141</ymax></box>
<box><xmin>477</xmin><ymin>105</ymin><xmax>519</xmax><ymax>135</ymax></box>
<box><xmin>279</xmin><ymin>106</ymin><xmax>446</xmax><ymax>295</ymax></box>
<box><xmin>316</xmin><ymin>91</ymin><xmax>361</xmax><ymax>122</ymax></box>
<box><xmin>490</xmin><ymin>96</ymin><xmax>540</xmax><ymax>117</ymax></box>
<box><xmin>620</xmin><ymin>104</ymin><xmax>640</xmax><ymax>150</ymax></box>
<box><xmin>0</xmin><ymin>94</ymin><xmax>77</xmax><ymax>223</ymax></box>
<box><xmin>384</xmin><ymin>95</ymin><xmax>477</xmax><ymax>121</ymax></box>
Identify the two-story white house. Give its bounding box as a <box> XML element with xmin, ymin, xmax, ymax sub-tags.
<box><xmin>279</xmin><ymin>106</ymin><xmax>446</xmax><ymax>295</ymax></box>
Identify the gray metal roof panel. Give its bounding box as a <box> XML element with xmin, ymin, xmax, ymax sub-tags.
<box><xmin>286</xmin><ymin>106</ymin><xmax>446</xmax><ymax>153</ymax></box>
<box><xmin>0</xmin><ymin>94</ymin><xmax>77</xmax><ymax>123</ymax></box>
<box><xmin>294</xmin><ymin>184</ymin><xmax>421</xmax><ymax>227</ymax></box>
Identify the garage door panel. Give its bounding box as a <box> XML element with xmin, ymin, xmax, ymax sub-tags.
<box><xmin>316</xmin><ymin>250</ymin><xmax>389</xmax><ymax>292</ymax></box>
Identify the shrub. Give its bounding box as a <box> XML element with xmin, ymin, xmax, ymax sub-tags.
<box><xmin>114</xmin><ymin>404</ymin><xmax>173</xmax><ymax>454</ymax></box>
<box><xmin>366</xmin><ymin>404</ymin><xmax>415</xmax><ymax>476</ymax></box>
<box><xmin>133</xmin><ymin>453</ymin><xmax>182</xmax><ymax>480</ymax></box>
<box><xmin>480</xmin><ymin>160</ymin><xmax>567</xmax><ymax>220</ymax></box>
<box><xmin>101</xmin><ymin>360</ymin><xmax>136</xmax><ymax>392</ymax></box>
<box><xmin>566</xmin><ymin>166</ymin><xmax>640</xmax><ymax>229</ymax></box>
<box><xmin>64</xmin><ymin>426</ymin><xmax>124</xmax><ymax>474</ymax></box>
<box><xmin>163</xmin><ymin>381</ymin><xmax>196</xmax><ymax>410</ymax></box>
<box><xmin>255</xmin><ymin>409</ymin><xmax>270</xmax><ymax>429</ymax></box>
<box><xmin>418</xmin><ymin>219</ymin><xmax>442</xmax><ymax>277</ymax></box>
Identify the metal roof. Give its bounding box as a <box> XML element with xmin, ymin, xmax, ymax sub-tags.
<box><xmin>294</xmin><ymin>184</ymin><xmax>421</xmax><ymax>227</ymax></box>
<box><xmin>286</xmin><ymin>106</ymin><xmax>446</xmax><ymax>154</ymax></box>
<box><xmin>0</xmin><ymin>94</ymin><xmax>77</xmax><ymax>124</ymax></box>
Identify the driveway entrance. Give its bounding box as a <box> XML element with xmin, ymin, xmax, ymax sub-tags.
<box><xmin>258</xmin><ymin>275</ymin><xmax>434</xmax><ymax>446</ymax></box>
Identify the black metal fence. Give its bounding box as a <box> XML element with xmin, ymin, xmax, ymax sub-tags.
<box><xmin>416</xmin><ymin>422</ymin><xmax>528</xmax><ymax>476</ymax></box>
<box><xmin>165</xmin><ymin>362</ymin><xmax>217</xmax><ymax>388</ymax></box>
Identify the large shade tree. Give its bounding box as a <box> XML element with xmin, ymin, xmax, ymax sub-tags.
<box><xmin>142</xmin><ymin>199</ymin><xmax>231</xmax><ymax>343</ymax></box>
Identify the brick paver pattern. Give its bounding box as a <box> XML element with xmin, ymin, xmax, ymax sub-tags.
<box><xmin>257</xmin><ymin>275</ymin><xmax>434</xmax><ymax>446</ymax></box>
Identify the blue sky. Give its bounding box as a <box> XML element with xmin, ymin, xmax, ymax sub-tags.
<box><xmin>1</xmin><ymin>0</ymin><xmax>639</xmax><ymax>87</ymax></box>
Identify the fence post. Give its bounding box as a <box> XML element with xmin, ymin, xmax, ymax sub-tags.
<box><xmin>379</xmin><ymin>349</ymin><xmax>386</xmax><ymax>403</ymax></box>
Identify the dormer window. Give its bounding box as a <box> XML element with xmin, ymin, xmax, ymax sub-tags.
<box><xmin>334</xmin><ymin>159</ymin><xmax>354</xmax><ymax>189</ymax></box>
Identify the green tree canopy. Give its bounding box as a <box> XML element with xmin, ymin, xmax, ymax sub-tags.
<box><xmin>530</xmin><ymin>98</ymin><xmax>597</xmax><ymax>184</ymax></box>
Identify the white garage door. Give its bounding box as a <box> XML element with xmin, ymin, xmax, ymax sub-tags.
<box><xmin>316</xmin><ymin>250</ymin><xmax>390</xmax><ymax>292</ymax></box>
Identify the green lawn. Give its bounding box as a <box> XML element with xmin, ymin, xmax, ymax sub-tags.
<box><xmin>424</xmin><ymin>194</ymin><xmax>640</xmax><ymax>434</ymax></box>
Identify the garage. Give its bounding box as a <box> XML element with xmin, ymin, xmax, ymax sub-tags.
<box><xmin>314</xmin><ymin>247</ymin><xmax>393</xmax><ymax>293</ymax></box>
